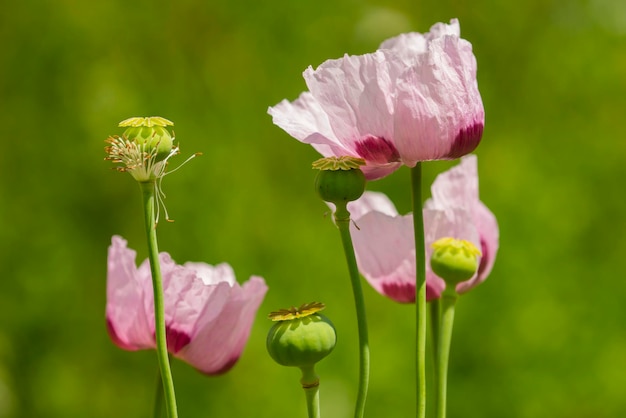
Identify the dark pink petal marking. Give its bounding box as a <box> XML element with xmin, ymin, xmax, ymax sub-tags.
<box><xmin>477</xmin><ymin>237</ymin><xmax>489</xmax><ymax>278</ymax></box>
<box><xmin>165</xmin><ymin>326</ymin><xmax>192</xmax><ymax>354</ymax></box>
<box><xmin>381</xmin><ymin>281</ymin><xmax>415</xmax><ymax>303</ymax></box>
<box><xmin>106</xmin><ymin>318</ymin><xmax>134</xmax><ymax>350</ymax></box>
<box><xmin>447</xmin><ymin>122</ymin><xmax>484</xmax><ymax>159</ymax></box>
<box><xmin>355</xmin><ymin>135</ymin><xmax>400</xmax><ymax>164</ymax></box>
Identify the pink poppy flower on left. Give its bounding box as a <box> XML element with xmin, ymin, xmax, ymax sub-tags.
<box><xmin>106</xmin><ymin>236</ymin><xmax>268</xmax><ymax>375</ymax></box>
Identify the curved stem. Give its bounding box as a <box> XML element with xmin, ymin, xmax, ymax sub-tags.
<box><xmin>335</xmin><ymin>205</ymin><xmax>370</xmax><ymax>418</ymax></box>
<box><xmin>300</xmin><ymin>365</ymin><xmax>321</xmax><ymax>418</ymax></box>
<box><xmin>140</xmin><ymin>181</ymin><xmax>178</xmax><ymax>418</ymax></box>
<box><xmin>435</xmin><ymin>292</ymin><xmax>457</xmax><ymax>418</ymax></box>
<box><xmin>410</xmin><ymin>163</ymin><xmax>427</xmax><ymax>418</ymax></box>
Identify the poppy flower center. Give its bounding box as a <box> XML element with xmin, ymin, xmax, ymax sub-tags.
<box><xmin>354</xmin><ymin>135</ymin><xmax>400</xmax><ymax>164</ymax></box>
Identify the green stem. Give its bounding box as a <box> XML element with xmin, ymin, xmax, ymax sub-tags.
<box><xmin>410</xmin><ymin>163</ymin><xmax>426</xmax><ymax>418</ymax></box>
<box><xmin>140</xmin><ymin>181</ymin><xmax>179</xmax><ymax>418</ymax></box>
<box><xmin>300</xmin><ymin>365</ymin><xmax>321</xmax><ymax>418</ymax></box>
<box><xmin>429</xmin><ymin>298</ymin><xmax>441</xmax><ymax>416</ymax></box>
<box><xmin>153</xmin><ymin>369</ymin><xmax>164</xmax><ymax>418</ymax></box>
<box><xmin>435</xmin><ymin>291</ymin><xmax>457</xmax><ymax>418</ymax></box>
<box><xmin>335</xmin><ymin>205</ymin><xmax>370</xmax><ymax>418</ymax></box>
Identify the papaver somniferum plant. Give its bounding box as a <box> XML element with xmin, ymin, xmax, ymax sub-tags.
<box><xmin>348</xmin><ymin>154</ymin><xmax>499</xmax><ymax>301</ymax></box>
<box><xmin>268</xmin><ymin>18</ymin><xmax>484</xmax><ymax>180</ymax></box>
<box><xmin>106</xmin><ymin>236</ymin><xmax>268</xmax><ymax>374</ymax></box>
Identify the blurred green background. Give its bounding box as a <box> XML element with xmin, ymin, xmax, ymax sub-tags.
<box><xmin>1</xmin><ymin>0</ymin><xmax>625</xmax><ymax>417</ymax></box>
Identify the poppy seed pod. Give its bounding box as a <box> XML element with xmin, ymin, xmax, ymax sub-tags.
<box><xmin>313</xmin><ymin>156</ymin><xmax>366</xmax><ymax>208</ymax></box>
<box><xmin>267</xmin><ymin>303</ymin><xmax>336</xmax><ymax>368</ymax></box>
<box><xmin>430</xmin><ymin>237</ymin><xmax>481</xmax><ymax>286</ymax></box>
<box><xmin>120</xmin><ymin>117</ymin><xmax>174</xmax><ymax>162</ymax></box>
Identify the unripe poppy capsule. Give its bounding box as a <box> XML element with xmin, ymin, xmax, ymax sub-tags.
<box><xmin>430</xmin><ymin>237</ymin><xmax>481</xmax><ymax>285</ymax></box>
<box><xmin>266</xmin><ymin>302</ymin><xmax>336</xmax><ymax>368</ymax></box>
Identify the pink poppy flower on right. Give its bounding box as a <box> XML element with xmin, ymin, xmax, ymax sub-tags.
<box><xmin>348</xmin><ymin>155</ymin><xmax>499</xmax><ymax>302</ymax></box>
<box><xmin>269</xmin><ymin>19</ymin><xmax>484</xmax><ymax>180</ymax></box>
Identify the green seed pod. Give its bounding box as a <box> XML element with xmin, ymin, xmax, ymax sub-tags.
<box><xmin>430</xmin><ymin>237</ymin><xmax>481</xmax><ymax>286</ymax></box>
<box><xmin>119</xmin><ymin>117</ymin><xmax>174</xmax><ymax>162</ymax></box>
<box><xmin>312</xmin><ymin>156</ymin><xmax>367</xmax><ymax>206</ymax></box>
<box><xmin>315</xmin><ymin>169</ymin><xmax>366</xmax><ymax>206</ymax></box>
<box><xmin>267</xmin><ymin>303</ymin><xmax>336</xmax><ymax>368</ymax></box>
<box><xmin>123</xmin><ymin>125</ymin><xmax>173</xmax><ymax>162</ymax></box>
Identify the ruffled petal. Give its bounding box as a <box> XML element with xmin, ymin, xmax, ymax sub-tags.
<box><xmin>106</xmin><ymin>236</ymin><xmax>154</xmax><ymax>350</ymax></box>
<box><xmin>178</xmin><ymin>276</ymin><xmax>268</xmax><ymax>375</ymax></box>
<box><xmin>391</xmin><ymin>31</ymin><xmax>484</xmax><ymax>165</ymax></box>
<box><xmin>268</xmin><ymin>92</ymin><xmax>347</xmax><ymax>153</ymax></box>
<box><xmin>303</xmin><ymin>52</ymin><xmax>395</xmax><ymax>148</ymax></box>
<box><xmin>160</xmin><ymin>262</ymin><xmax>233</xmax><ymax>353</ymax></box>
<box><xmin>429</xmin><ymin>155</ymin><xmax>479</xmax><ymax>210</ymax></box>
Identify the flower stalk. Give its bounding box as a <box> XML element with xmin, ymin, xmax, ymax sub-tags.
<box><xmin>410</xmin><ymin>163</ymin><xmax>427</xmax><ymax>418</ymax></box>
<box><xmin>313</xmin><ymin>157</ymin><xmax>370</xmax><ymax>418</ymax></box>
<box><xmin>301</xmin><ymin>365</ymin><xmax>321</xmax><ymax>418</ymax></box>
<box><xmin>434</xmin><ymin>290</ymin><xmax>458</xmax><ymax>418</ymax></box>
<box><xmin>335</xmin><ymin>209</ymin><xmax>370</xmax><ymax>418</ymax></box>
<box><xmin>140</xmin><ymin>181</ymin><xmax>178</xmax><ymax>418</ymax></box>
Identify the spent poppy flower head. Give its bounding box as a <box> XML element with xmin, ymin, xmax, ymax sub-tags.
<box><xmin>106</xmin><ymin>236</ymin><xmax>268</xmax><ymax>375</ymax></box>
<box><xmin>347</xmin><ymin>155</ymin><xmax>498</xmax><ymax>302</ymax></box>
<box><xmin>268</xmin><ymin>19</ymin><xmax>484</xmax><ymax>180</ymax></box>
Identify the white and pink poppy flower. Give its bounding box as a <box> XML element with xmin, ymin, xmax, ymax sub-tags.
<box><xmin>269</xmin><ymin>19</ymin><xmax>484</xmax><ymax>180</ymax></box>
<box><xmin>106</xmin><ymin>236</ymin><xmax>268</xmax><ymax>375</ymax></box>
<box><xmin>348</xmin><ymin>155</ymin><xmax>498</xmax><ymax>302</ymax></box>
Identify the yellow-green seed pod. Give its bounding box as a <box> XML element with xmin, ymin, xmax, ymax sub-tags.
<box><xmin>430</xmin><ymin>237</ymin><xmax>481</xmax><ymax>285</ymax></box>
<box><xmin>119</xmin><ymin>117</ymin><xmax>174</xmax><ymax>162</ymax></box>
<box><xmin>267</xmin><ymin>303</ymin><xmax>336</xmax><ymax>368</ymax></box>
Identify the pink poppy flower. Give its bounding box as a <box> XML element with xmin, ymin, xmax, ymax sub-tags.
<box><xmin>348</xmin><ymin>155</ymin><xmax>498</xmax><ymax>302</ymax></box>
<box><xmin>106</xmin><ymin>236</ymin><xmax>268</xmax><ymax>375</ymax></box>
<box><xmin>268</xmin><ymin>19</ymin><xmax>484</xmax><ymax>180</ymax></box>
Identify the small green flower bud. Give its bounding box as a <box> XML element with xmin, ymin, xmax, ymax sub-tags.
<box><xmin>119</xmin><ymin>117</ymin><xmax>174</xmax><ymax>162</ymax></box>
<box><xmin>312</xmin><ymin>157</ymin><xmax>366</xmax><ymax>206</ymax></box>
<box><xmin>267</xmin><ymin>302</ymin><xmax>337</xmax><ymax>368</ymax></box>
<box><xmin>430</xmin><ymin>238</ymin><xmax>481</xmax><ymax>286</ymax></box>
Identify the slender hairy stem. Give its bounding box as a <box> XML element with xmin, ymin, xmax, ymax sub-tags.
<box><xmin>140</xmin><ymin>181</ymin><xmax>178</xmax><ymax>418</ymax></box>
<box><xmin>410</xmin><ymin>163</ymin><xmax>427</xmax><ymax>418</ymax></box>
<box><xmin>335</xmin><ymin>205</ymin><xmax>370</xmax><ymax>418</ymax></box>
<box><xmin>300</xmin><ymin>366</ymin><xmax>321</xmax><ymax>418</ymax></box>
<box><xmin>435</xmin><ymin>292</ymin><xmax>457</xmax><ymax>418</ymax></box>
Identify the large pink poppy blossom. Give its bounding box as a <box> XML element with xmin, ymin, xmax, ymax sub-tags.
<box><xmin>106</xmin><ymin>236</ymin><xmax>268</xmax><ymax>375</ymax></box>
<box><xmin>347</xmin><ymin>155</ymin><xmax>498</xmax><ymax>302</ymax></box>
<box><xmin>268</xmin><ymin>19</ymin><xmax>484</xmax><ymax>180</ymax></box>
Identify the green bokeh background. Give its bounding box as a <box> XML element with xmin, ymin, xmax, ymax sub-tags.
<box><xmin>1</xmin><ymin>0</ymin><xmax>625</xmax><ymax>417</ymax></box>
